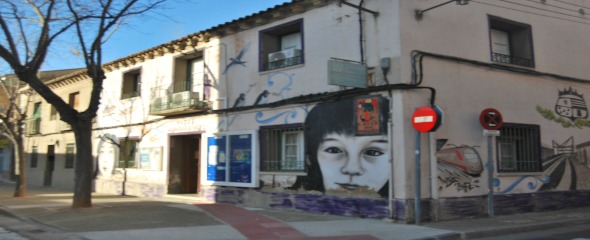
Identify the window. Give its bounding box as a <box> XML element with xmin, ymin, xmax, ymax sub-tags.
<box><xmin>65</xmin><ymin>143</ymin><xmax>75</xmax><ymax>169</ymax></box>
<box><xmin>489</xmin><ymin>16</ymin><xmax>534</xmax><ymax>67</ymax></box>
<box><xmin>30</xmin><ymin>146</ymin><xmax>38</xmax><ymax>168</ymax></box>
<box><xmin>173</xmin><ymin>55</ymin><xmax>203</xmax><ymax>93</ymax></box>
<box><xmin>27</xmin><ymin>102</ymin><xmax>42</xmax><ymax>134</ymax></box>
<box><xmin>259</xmin><ymin>124</ymin><xmax>305</xmax><ymax>172</ymax></box>
<box><xmin>68</xmin><ymin>92</ymin><xmax>80</xmax><ymax>110</ymax></box>
<box><xmin>118</xmin><ymin>138</ymin><xmax>138</xmax><ymax>168</ymax></box>
<box><xmin>122</xmin><ymin>69</ymin><xmax>141</xmax><ymax>99</ymax></box>
<box><xmin>497</xmin><ymin>123</ymin><xmax>542</xmax><ymax>173</ymax></box>
<box><xmin>50</xmin><ymin>106</ymin><xmax>57</xmax><ymax>120</ymax></box>
<box><xmin>259</xmin><ymin>19</ymin><xmax>304</xmax><ymax>71</ymax></box>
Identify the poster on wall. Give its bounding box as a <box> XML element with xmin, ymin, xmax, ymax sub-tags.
<box><xmin>229</xmin><ymin>134</ymin><xmax>252</xmax><ymax>183</ymax></box>
<box><xmin>139</xmin><ymin>147</ymin><xmax>163</xmax><ymax>170</ymax></box>
<box><xmin>355</xmin><ymin>96</ymin><xmax>385</xmax><ymax>136</ymax></box>
<box><xmin>204</xmin><ymin>131</ymin><xmax>258</xmax><ymax>187</ymax></box>
<box><xmin>207</xmin><ymin>135</ymin><xmax>227</xmax><ymax>181</ymax></box>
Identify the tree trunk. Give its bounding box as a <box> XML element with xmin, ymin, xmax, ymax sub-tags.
<box><xmin>72</xmin><ymin>118</ymin><xmax>94</xmax><ymax>208</ymax></box>
<box><xmin>13</xmin><ymin>137</ymin><xmax>26</xmax><ymax>197</ymax></box>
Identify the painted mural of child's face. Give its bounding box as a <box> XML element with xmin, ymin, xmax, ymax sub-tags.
<box><xmin>317</xmin><ymin>133</ymin><xmax>390</xmax><ymax>192</ymax></box>
<box><xmin>98</xmin><ymin>143</ymin><xmax>115</xmax><ymax>176</ymax></box>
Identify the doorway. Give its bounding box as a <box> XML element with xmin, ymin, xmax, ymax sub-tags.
<box><xmin>44</xmin><ymin>145</ymin><xmax>55</xmax><ymax>186</ymax></box>
<box><xmin>168</xmin><ymin>135</ymin><xmax>201</xmax><ymax>194</ymax></box>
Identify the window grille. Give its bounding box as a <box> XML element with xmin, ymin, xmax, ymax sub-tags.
<box><xmin>497</xmin><ymin>123</ymin><xmax>542</xmax><ymax>172</ymax></box>
<box><xmin>260</xmin><ymin>124</ymin><xmax>305</xmax><ymax>172</ymax></box>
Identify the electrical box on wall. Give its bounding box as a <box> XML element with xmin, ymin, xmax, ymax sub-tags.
<box><xmin>380</xmin><ymin>57</ymin><xmax>391</xmax><ymax>71</ymax></box>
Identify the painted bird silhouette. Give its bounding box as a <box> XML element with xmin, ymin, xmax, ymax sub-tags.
<box><xmin>253</xmin><ymin>90</ymin><xmax>270</xmax><ymax>106</ymax></box>
<box><xmin>233</xmin><ymin>93</ymin><xmax>246</xmax><ymax>108</ymax></box>
<box><xmin>223</xmin><ymin>43</ymin><xmax>251</xmax><ymax>75</ymax></box>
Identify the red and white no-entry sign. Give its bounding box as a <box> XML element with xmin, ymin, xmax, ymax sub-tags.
<box><xmin>479</xmin><ymin>108</ymin><xmax>503</xmax><ymax>130</ymax></box>
<box><xmin>412</xmin><ymin>106</ymin><xmax>441</xmax><ymax>132</ymax></box>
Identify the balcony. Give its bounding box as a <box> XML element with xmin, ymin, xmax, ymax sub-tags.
<box><xmin>26</xmin><ymin>118</ymin><xmax>41</xmax><ymax>135</ymax></box>
<box><xmin>491</xmin><ymin>52</ymin><xmax>532</xmax><ymax>68</ymax></box>
<box><xmin>149</xmin><ymin>81</ymin><xmax>209</xmax><ymax>116</ymax></box>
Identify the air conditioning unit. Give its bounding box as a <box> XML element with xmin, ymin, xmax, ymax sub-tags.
<box><xmin>151</xmin><ymin>97</ymin><xmax>168</xmax><ymax>112</ymax></box>
<box><xmin>268</xmin><ymin>49</ymin><xmax>302</xmax><ymax>69</ymax></box>
<box><xmin>170</xmin><ymin>91</ymin><xmax>199</xmax><ymax>108</ymax></box>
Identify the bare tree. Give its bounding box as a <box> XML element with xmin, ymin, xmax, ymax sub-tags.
<box><xmin>0</xmin><ymin>0</ymin><xmax>165</xmax><ymax>207</ymax></box>
<box><xmin>0</xmin><ymin>74</ymin><xmax>31</xmax><ymax>197</ymax></box>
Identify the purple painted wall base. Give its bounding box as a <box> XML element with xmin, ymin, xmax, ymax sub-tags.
<box><xmin>200</xmin><ymin>187</ymin><xmax>590</xmax><ymax>223</ymax></box>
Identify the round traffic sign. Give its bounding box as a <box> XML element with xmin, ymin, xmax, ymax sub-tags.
<box><xmin>412</xmin><ymin>106</ymin><xmax>439</xmax><ymax>132</ymax></box>
<box><xmin>479</xmin><ymin>108</ymin><xmax>503</xmax><ymax>130</ymax></box>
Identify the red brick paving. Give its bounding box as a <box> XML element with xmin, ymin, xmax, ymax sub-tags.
<box><xmin>196</xmin><ymin>203</ymin><xmax>378</xmax><ymax>240</ymax></box>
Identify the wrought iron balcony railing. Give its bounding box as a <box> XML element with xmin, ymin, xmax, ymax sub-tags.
<box><xmin>26</xmin><ymin>118</ymin><xmax>41</xmax><ymax>135</ymax></box>
<box><xmin>149</xmin><ymin>80</ymin><xmax>209</xmax><ymax>116</ymax></box>
<box><xmin>266</xmin><ymin>56</ymin><xmax>302</xmax><ymax>71</ymax></box>
<box><xmin>491</xmin><ymin>52</ymin><xmax>532</xmax><ymax>67</ymax></box>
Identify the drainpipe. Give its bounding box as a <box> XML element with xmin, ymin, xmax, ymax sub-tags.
<box><xmin>387</xmin><ymin>97</ymin><xmax>395</xmax><ymax>220</ymax></box>
<box><xmin>358</xmin><ymin>0</ymin><xmax>365</xmax><ymax>63</ymax></box>
<box><xmin>429</xmin><ymin>132</ymin><xmax>438</xmax><ymax>222</ymax></box>
<box><xmin>220</xmin><ymin>43</ymin><xmax>229</xmax><ymax>131</ymax></box>
<box><xmin>203</xmin><ymin>43</ymin><xmax>229</xmax><ymax>130</ymax></box>
<box><xmin>414</xmin><ymin>131</ymin><xmax>422</xmax><ymax>225</ymax></box>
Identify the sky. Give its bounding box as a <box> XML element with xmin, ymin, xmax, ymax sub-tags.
<box><xmin>40</xmin><ymin>0</ymin><xmax>291</xmax><ymax>72</ymax></box>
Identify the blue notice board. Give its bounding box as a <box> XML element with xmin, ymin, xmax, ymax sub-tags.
<box><xmin>207</xmin><ymin>135</ymin><xmax>227</xmax><ymax>181</ymax></box>
<box><xmin>204</xmin><ymin>131</ymin><xmax>258</xmax><ymax>187</ymax></box>
<box><xmin>229</xmin><ymin>134</ymin><xmax>252</xmax><ymax>183</ymax></box>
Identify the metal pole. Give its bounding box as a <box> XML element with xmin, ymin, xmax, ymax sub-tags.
<box><xmin>487</xmin><ymin>135</ymin><xmax>494</xmax><ymax>217</ymax></box>
<box><xmin>415</xmin><ymin>131</ymin><xmax>421</xmax><ymax>225</ymax></box>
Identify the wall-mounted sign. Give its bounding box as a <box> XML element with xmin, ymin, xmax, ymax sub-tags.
<box><xmin>328</xmin><ymin>58</ymin><xmax>367</xmax><ymax>88</ymax></box>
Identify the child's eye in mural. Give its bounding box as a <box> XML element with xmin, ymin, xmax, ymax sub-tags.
<box><xmin>322</xmin><ymin>146</ymin><xmax>344</xmax><ymax>155</ymax></box>
<box><xmin>363</xmin><ymin>149</ymin><xmax>385</xmax><ymax>157</ymax></box>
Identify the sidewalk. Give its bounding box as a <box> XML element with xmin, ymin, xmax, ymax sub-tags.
<box><xmin>1</xmin><ymin>182</ymin><xmax>590</xmax><ymax>240</ymax></box>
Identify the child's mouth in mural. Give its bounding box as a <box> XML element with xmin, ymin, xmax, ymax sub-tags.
<box><xmin>336</xmin><ymin>183</ymin><xmax>367</xmax><ymax>191</ymax></box>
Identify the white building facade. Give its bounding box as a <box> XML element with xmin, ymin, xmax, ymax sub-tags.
<box><xmin>25</xmin><ymin>0</ymin><xmax>590</xmax><ymax>223</ymax></box>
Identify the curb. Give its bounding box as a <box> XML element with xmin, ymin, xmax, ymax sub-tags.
<box><xmin>0</xmin><ymin>205</ymin><xmax>87</xmax><ymax>240</ymax></box>
<box><xmin>413</xmin><ymin>232</ymin><xmax>463</xmax><ymax>240</ymax></box>
<box><xmin>460</xmin><ymin>218</ymin><xmax>590</xmax><ymax>239</ymax></box>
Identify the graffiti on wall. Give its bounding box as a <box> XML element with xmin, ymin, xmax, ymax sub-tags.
<box><xmin>232</xmin><ymin>72</ymin><xmax>296</xmax><ymax>108</ymax></box>
<box><xmin>493</xmin><ymin>135</ymin><xmax>590</xmax><ymax>194</ymax></box>
<box><xmin>537</xmin><ymin>87</ymin><xmax>590</xmax><ymax>128</ymax></box>
<box><xmin>255</xmin><ymin>106</ymin><xmax>308</xmax><ymax>125</ymax></box>
<box><xmin>501</xmin><ymin>86</ymin><xmax>590</xmax><ymax>193</ymax></box>
<box><xmin>95</xmin><ymin>133</ymin><xmax>129</xmax><ymax>184</ymax></box>
<box><xmin>223</xmin><ymin>42</ymin><xmax>251</xmax><ymax>75</ymax></box>
<box><xmin>436</xmin><ymin>144</ymin><xmax>483</xmax><ymax>193</ymax></box>
<box><xmin>289</xmin><ymin>96</ymin><xmax>391</xmax><ymax>197</ymax></box>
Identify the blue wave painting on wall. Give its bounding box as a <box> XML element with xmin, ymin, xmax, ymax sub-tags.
<box><xmin>266</xmin><ymin>72</ymin><xmax>294</xmax><ymax>100</ymax></box>
<box><xmin>493</xmin><ymin>176</ymin><xmax>551</xmax><ymax>195</ymax></box>
<box><xmin>217</xmin><ymin>115</ymin><xmax>241</xmax><ymax>129</ymax></box>
<box><xmin>255</xmin><ymin>107</ymin><xmax>308</xmax><ymax>125</ymax></box>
